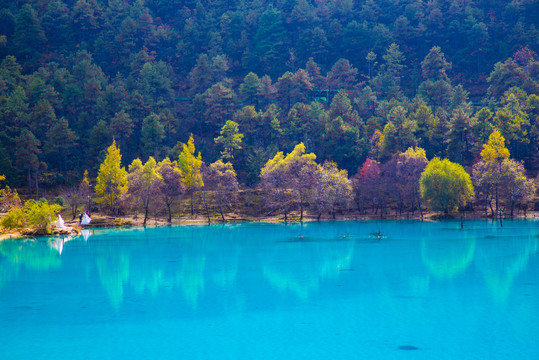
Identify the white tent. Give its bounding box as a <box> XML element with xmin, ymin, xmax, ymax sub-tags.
<box><xmin>81</xmin><ymin>213</ymin><xmax>91</xmax><ymax>225</ymax></box>
<box><xmin>54</xmin><ymin>214</ymin><xmax>65</xmax><ymax>228</ymax></box>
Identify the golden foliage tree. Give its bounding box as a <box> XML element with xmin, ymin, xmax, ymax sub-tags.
<box><xmin>178</xmin><ymin>134</ymin><xmax>204</xmax><ymax>215</ymax></box>
<box><xmin>95</xmin><ymin>140</ymin><xmax>128</xmax><ymax>214</ymax></box>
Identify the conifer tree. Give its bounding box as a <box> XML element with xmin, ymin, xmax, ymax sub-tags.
<box><xmin>214</xmin><ymin>120</ymin><xmax>244</xmax><ymax>160</ymax></box>
<box><xmin>95</xmin><ymin>140</ymin><xmax>128</xmax><ymax>214</ymax></box>
<box><xmin>178</xmin><ymin>134</ymin><xmax>204</xmax><ymax>216</ymax></box>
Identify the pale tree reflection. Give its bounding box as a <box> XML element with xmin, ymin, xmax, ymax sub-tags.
<box><xmin>477</xmin><ymin>235</ymin><xmax>538</xmax><ymax>303</ymax></box>
<box><xmin>172</xmin><ymin>255</ymin><xmax>206</xmax><ymax>309</ymax></box>
<box><xmin>0</xmin><ymin>239</ymin><xmax>62</xmax><ymax>290</ymax></box>
<box><xmin>262</xmin><ymin>240</ymin><xmax>355</xmax><ymax>300</ymax></box>
<box><xmin>93</xmin><ymin>230</ymin><xmax>208</xmax><ymax>309</ymax></box>
<box><xmin>96</xmin><ymin>251</ymin><xmax>130</xmax><ymax>309</ymax></box>
<box><xmin>421</xmin><ymin>237</ymin><xmax>476</xmax><ymax>279</ymax></box>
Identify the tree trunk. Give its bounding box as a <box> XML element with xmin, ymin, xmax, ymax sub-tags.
<box><xmin>190</xmin><ymin>191</ymin><xmax>194</xmax><ymax>216</ymax></box>
<box><xmin>166</xmin><ymin>201</ymin><xmax>172</xmax><ymax>223</ymax></box>
<box><xmin>298</xmin><ymin>189</ymin><xmax>304</xmax><ymax>221</ymax></box>
<box><xmin>35</xmin><ymin>170</ymin><xmax>39</xmax><ymax>200</ymax></box>
<box><xmin>202</xmin><ymin>190</ymin><xmax>210</xmax><ymax>224</ymax></box>
<box><xmin>489</xmin><ymin>199</ymin><xmax>495</xmax><ymax>218</ymax></box>
<box><xmin>218</xmin><ymin>196</ymin><xmax>226</xmax><ymax>222</ymax></box>
<box><xmin>27</xmin><ymin>168</ymin><xmax>32</xmax><ymax>198</ymax></box>
<box><xmin>143</xmin><ymin>205</ymin><xmax>148</xmax><ymax>226</ymax></box>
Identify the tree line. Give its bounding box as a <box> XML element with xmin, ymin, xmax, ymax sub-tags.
<box><xmin>0</xmin><ymin>128</ymin><xmax>536</xmax><ymax>230</ymax></box>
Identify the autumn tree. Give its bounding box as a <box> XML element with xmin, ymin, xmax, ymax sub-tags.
<box><xmin>352</xmin><ymin>158</ymin><xmax>381</xmax><ymax>214</ymax></box>
<box><xmin>310</xmin><ymin>161</ymin><xmax>352</xmax><ymax>220</ymax></box>
<box><xmin>203</xmin><ymin>160</ymin><xmax>239</xmax><ymax>222</ymax></box>
<box><xmin>420</xmin><ymin>157</ymin><xmax>474</xmax><ymax>214</ymax></box>
<box><xmin>157</xmin><ymin>158</ymin><xmax>183</xmax><ymax>223</ymax></box>
<box><xmin>260</xmin><ymin>143</ymin><xmax>317</xmax><ymax>221</ymax></box>
<box><xmin>0</xmin><ymin>174</ymin><xmax>21</xmax><ymax>212</ymax></box>
<box><xmin>177</xmin><ymin>134</ymin><xmax>204</xmax><ymax>216</ymax></box>
<box><xmin>95</xmin><ymin>140</ymin><xmax>128</xmax><ymax>214</ymax></box>
<box><xmin>61</xmin><ymin>170</ymin><xmax>90</xmax><ymax>219</ymax></box>
<box><xmin>473</xmin><ymin>130</ymin><xmax>535</xmax><ymax>217</ymax></box>
<box><xmin>128</xmin><ymin>156</ymin><xmax>162</xmax><ymax>225</ymax></box>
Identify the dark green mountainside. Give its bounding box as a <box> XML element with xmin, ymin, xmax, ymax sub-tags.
<box><xmin>0</xmin><ymin>0</ymin><xmax>538</xmax><ymax>190</ymax></box>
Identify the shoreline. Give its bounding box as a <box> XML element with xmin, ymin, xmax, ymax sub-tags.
<box><xmin>2</xmin><ymin>210</ymin><xmax>538</xmax><ymax>241</ymax></box>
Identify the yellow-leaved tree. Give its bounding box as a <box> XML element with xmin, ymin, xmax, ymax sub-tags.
<box><xmin>260</xmin><ymin>143</ymin><xmax>317</xmax><ymax>221</ymax></box>
<box><xmin>420</xmin><ymin>157</ymin><xmax>474</xmax><ymax>214</ymax></box>
<box><xmin>95</xmin><ymin>140</ymin><xmax>128</xmax><ymax>214</ymax></box>
<box><xmin>473</xmin><ymin>130</ymin><xmax>535</xmax><ymax>217</ymax></box>
<box><xmin>128</xmin><ymin>157</ymin><xmax>163</xmax><ymax>225</ymax></box>
<box><xmin>178</xmin><ymin>134</ymin><xmax>203</xmax><ymax>216</ymax></box>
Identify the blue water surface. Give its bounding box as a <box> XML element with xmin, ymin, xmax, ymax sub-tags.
<box><xmin>1</xmin><ymin>220</ymin><xmax>538</xmax><ymax>359</ymax></box>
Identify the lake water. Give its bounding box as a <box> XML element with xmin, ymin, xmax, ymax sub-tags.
<box><xmin>1</xmin><ymin>220</ymin><xmax>538</xmax><ymax>359</ymax></box>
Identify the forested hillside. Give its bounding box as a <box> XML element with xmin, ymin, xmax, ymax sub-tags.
<box><xmin>0</xmin><ymin>0</ymin><xmax>538</xmax><ymax>192</ymax></box>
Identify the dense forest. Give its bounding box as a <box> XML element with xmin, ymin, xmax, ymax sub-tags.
<box><xmin>0</xmin><ymin>0</ymin><xmax>538</xmax><ymax>221</ymax></box>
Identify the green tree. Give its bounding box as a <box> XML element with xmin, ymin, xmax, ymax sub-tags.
<box><xmin>95</xmin><ymin>140</ymin><xmax>128</xmax><ymax>214</ymax></box>
<box><xmin>14</xmin><ymin>4</ymin><xmax>47</xmax><ymax>65</ymax></box>
<box><xmin>15</xmin><ymin>129</ymin><xmax>41</xmax><ymax>198</ymax></box>
<box><xmin>445</xmin><ymin>109</ymin><xmax>474</xmax><ymax>166</ymax></box>
<box><xmin>421</xmin><ymin>46</ymin><xmax>451</xmax><ymax>81</ymax></box>
<box><xmin>239</xmin><ymin>72</ymin><xmax>261</xmax><ymax>106</ymax></box>
<box><xmin>253</xmin><ymin>6</ymin><xmax>287</xmax><ymax>76</ymax></box>
<box><xmin>44</xmin><ymin>117</ymin><xmax>79</xmax><ymax>178</ymax></box>
<box><xmin>214</xmin><ymin>120</ymin><xmax>244</xmax><ymax>160</ymax></box>
<box><xmin>381</xmin><ymin>106</ymin><xmax>417</xmax><ymax>159</ymax></box>
<box><xmin>141</xmin><ymin>113</ymin><xmax>165</xmax><ymax>158</ymax></box>
<box><xmin>110</xmin><ymin>110</ymin><xmax>134</xmax><ymax>152</ymax></box>
<box><xmin>178</xmin><ymin>134</ymin><xmax>204</xmax><ymax>216</ymax></box>
<box><xmin>420</xmin><ymin>157</ymin><xmax>474</xmax><ymax>214</ymax></box>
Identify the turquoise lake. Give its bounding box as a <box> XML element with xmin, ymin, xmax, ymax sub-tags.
<box><xmin>1</xmin><ymin>220</ymin><xmax>538</xmax><ymax>359</ymax></box>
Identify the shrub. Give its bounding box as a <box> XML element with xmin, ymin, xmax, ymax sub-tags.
<box><xmin>53</xmin><ymin>196</ymin><xmax>65</xmax><ymax>207</ymax></box>
<box><xmin>0</xmin><ymin>201</ymin><xmax>62</xmax><ymax>232</ymax></box>
<box><xmin>0</xmin><ymin>186</ymin><xmax>21</xmax><ymax>212</ymax></box>
<box><xmin>24</xmin><ymin>201</ymin><xmax>62</xmax><ymax>231</ymax></box>
<box><xmin>0</xmin><ymin>207</ymin><xmax>25</xmax><ymax>229</ymax></box>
